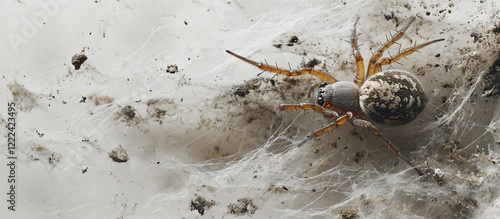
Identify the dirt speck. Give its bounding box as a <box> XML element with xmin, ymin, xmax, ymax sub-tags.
<box><xmin>384</xmin><ymin>11</ymin><xmax>394</xmax><ymax>20</ymax></box>
<box><xmin>71</xmin><ymin>51</ymin><xmax>88</xmax><ymax>70</ymax></box>
<box><xmin>433</xmin><ymin>168</ymin><xmax>445</xmax><ymax>185</ymax></box>
<box><xmin>304</xmin><ymin>58</ymin><xmax>321</xmax><ymax>68</ymax></box>
<box><xmin>166</xmin><ymin>64</ymin><xmax>179</xmax><ymax>74</ymax></box>
<box><xmin>470</xmin><ymin>32</ymin><xmax>482</xmax><ymax>43</ymax></box>
<box><xmin>353</xmin><ymin>151</ymin><xmax>366</xmax><ymax>163</ymax></box>
<box><xmin>121</xmin><ymin>105</ymin><xmax>136</xmax><ymax>119</ymax></box>
<box><xmin>80</xmin><ymin>96</ymin><xmax>87</xmax><ymax>103</ymax></box>
<box><xmin>233</xmin><ymin>87</ymin><xmax>249</xmax><ymax>97</ymax></box>
<box><xmin>190</xmin><ymin>195</ymin><xmax>215</xmax><ymax>216</ymax></box>
<box><xmin>146</xmin><ymin>98</ymin><xmax>177</xmax><ymax>124</ymax></box>
<box><xmin>88</xmin><ymin>94</ymin><xmax>114</xmax><ymax>106</ymax></box>
<box><xmin>115</xmin><ymin>105</ymin><xmax>140</xmax><ymax>126</ymax></box>
<box><xmin>268</xmin><ymin>182</ymin><xmax>289</xmax><ymax>193</ymax></box>
<box><xmin>108</xmin><ymin>145</ymin><xmax>129</xmax><ymax>163</ymax></box>
<box><xmin>492</xmin><ymin>23</ymin><xmax>500</xmax><ymax>34</ymax></box>
<box><xmin>32</xmin><ymin>145</ymin><xmax>47</xmax><ymax>152</ymax></box>
<box><xmin>228</xmin><ymin>198</ymin><xmax>257</xmax><ymax>216</ymax></box>
<box><xmin>287</xmin><ymin>36</ymin><xmax>299</xmax><ymax>46</ymax></box>
<box><xmin>48</xmin><ymin>153</ymin><xmax>62</xmax><ymax>166</ymax></box>
<box><xmin>340</xmin><ymin>209</ymin><xmax>359</xmax><ymax>219</ymax></box>
<box><xmin>28</xmin><ymin>145</ymin><xmax>61</xmax><ymax>166</ymax></box>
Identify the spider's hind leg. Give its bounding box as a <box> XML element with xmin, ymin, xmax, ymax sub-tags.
<box><xmin>351</xmin><ymin>118</ymin><xmax>424</xmax><ymax>176</ymax></box>
<box><xmin>310</xmin><ymin>112</ymin><xmax>353</xmax><ymax>137</ymax></box>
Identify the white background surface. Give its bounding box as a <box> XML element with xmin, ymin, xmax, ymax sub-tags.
<box><xmin>1</xmin><ymin>0</ymin><xmax>500</xmax><ymax>218</ymax></box>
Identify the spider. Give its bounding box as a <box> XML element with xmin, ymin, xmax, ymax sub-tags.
<box><xmin>226</xmin><ymin>16</ymin><xmax>444</xmax><ymax>175</ymax></box>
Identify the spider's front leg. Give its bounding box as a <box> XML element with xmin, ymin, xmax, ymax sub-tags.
<box><xmin>351</xmin><ymin>118</ymin><xmax>424</xmax><ymax>175</ymax></box>
<box><xmin>279</xmin><ymin>103</ymin><xmax>339</xmax><ymax>119</ymax></box>
<box><xmin>351</xmin><ymin>16</ymin><xmax>365</xmax><ymax>87</ymax></box>
<box><xmin>373</xmin><ymin>38</ymin><xmax>445</xmax><ymax>73</ymax></box>
<box><xmin>366</xmin><ymin>16</ymin><xmax>416</xmax><ymax>78</ymax></box>
<box><xmin>226</xmin><ymin>50</ymin><xmax>338</xmax><ymax>84</ymax></box>
<box><xmin>278</xmin><ymin>103</ymin><xmax>352</xmax><ymax>137</ymax></box>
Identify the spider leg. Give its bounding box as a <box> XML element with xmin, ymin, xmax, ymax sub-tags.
<box><xmin>351</xmin><ymin>118</ymin><xmax>424</xmax><ymax>176</ymax></box>
<box><xmin>374</xmin><ymin>38</ymin><xmax>445</xmax><ymax>73</ymax></box>
<box><xmin>310</xmin><ymin>112</ymin><xmax>353</xmax><ymax>137</ymax></box>
<box><xmin>279</xmin><ymin>103</ymin><xmax>339</xmax><ymax>119</ymax></box>
<box><xmin>366</xmin><ymin>16</ymin><xmax>416</xmax><ymax>78</ymax></box>
<box><xmin>278</xmin><ymin>103</ymin><xmax>349</xmax><ymax>138</ymax></box>
<box><xmin>351</xmin><ymin>16</ymin><xmax>365</xmax><ymax>87</ymax></box>
<box><xmin>226</xmin><ymin>50</ymin><xmax>337</xmax><ymax>84</ymax></box>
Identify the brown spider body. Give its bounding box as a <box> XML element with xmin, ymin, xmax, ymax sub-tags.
<box><xmin>226</xmin><ymin>16</ymin><xmax>444</xmax><ymax>175</ymax></box>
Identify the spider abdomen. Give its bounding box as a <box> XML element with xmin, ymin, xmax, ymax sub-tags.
<box><xmin>359</xmin><ymin>70</ymin><xmax>427</xmax><ymax>125</ymax></box>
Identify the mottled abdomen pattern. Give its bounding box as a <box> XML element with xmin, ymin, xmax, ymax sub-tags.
<box><xmin>359</xmin><ymin>70</ymin><xmax>427</xmax><ymax>125</ymax></box>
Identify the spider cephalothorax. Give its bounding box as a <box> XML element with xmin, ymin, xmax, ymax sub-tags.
<box><xmin>226</xmin><ymin>16</ymin><xmax>444</xmax><ymax>175</ymax></box>
<box><xmin>317</xmin><ymin>81</ymin><xmax>361</xmax><ymax>114</ymax></box>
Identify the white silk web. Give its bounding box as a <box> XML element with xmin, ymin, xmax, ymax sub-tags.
<box><xmin>1</xmin><ymin>0</ymin><xmax>499</xmax><ymax>218</ymax></box>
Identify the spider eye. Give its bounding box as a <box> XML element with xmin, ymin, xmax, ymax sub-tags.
<box><xmin>319</xmin><ymin>82</ymin><xmax>327</xmax><ymax>88</ymax></box>
<box><xmin>317</xmin><ymin>95</ymin><xmax>324</xmax><ymax>106</ymax></box>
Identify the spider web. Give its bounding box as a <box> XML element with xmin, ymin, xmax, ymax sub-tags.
<box><xmin>1</xmin><ymin>0</ymin><xmax>500</xmax><ymax>218</ymax></box>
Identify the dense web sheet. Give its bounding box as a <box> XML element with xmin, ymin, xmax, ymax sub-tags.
<box><xmin>1</xmin><ymin>0</ymin><xmax>500</xmax><ymax>218</ymax></box>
